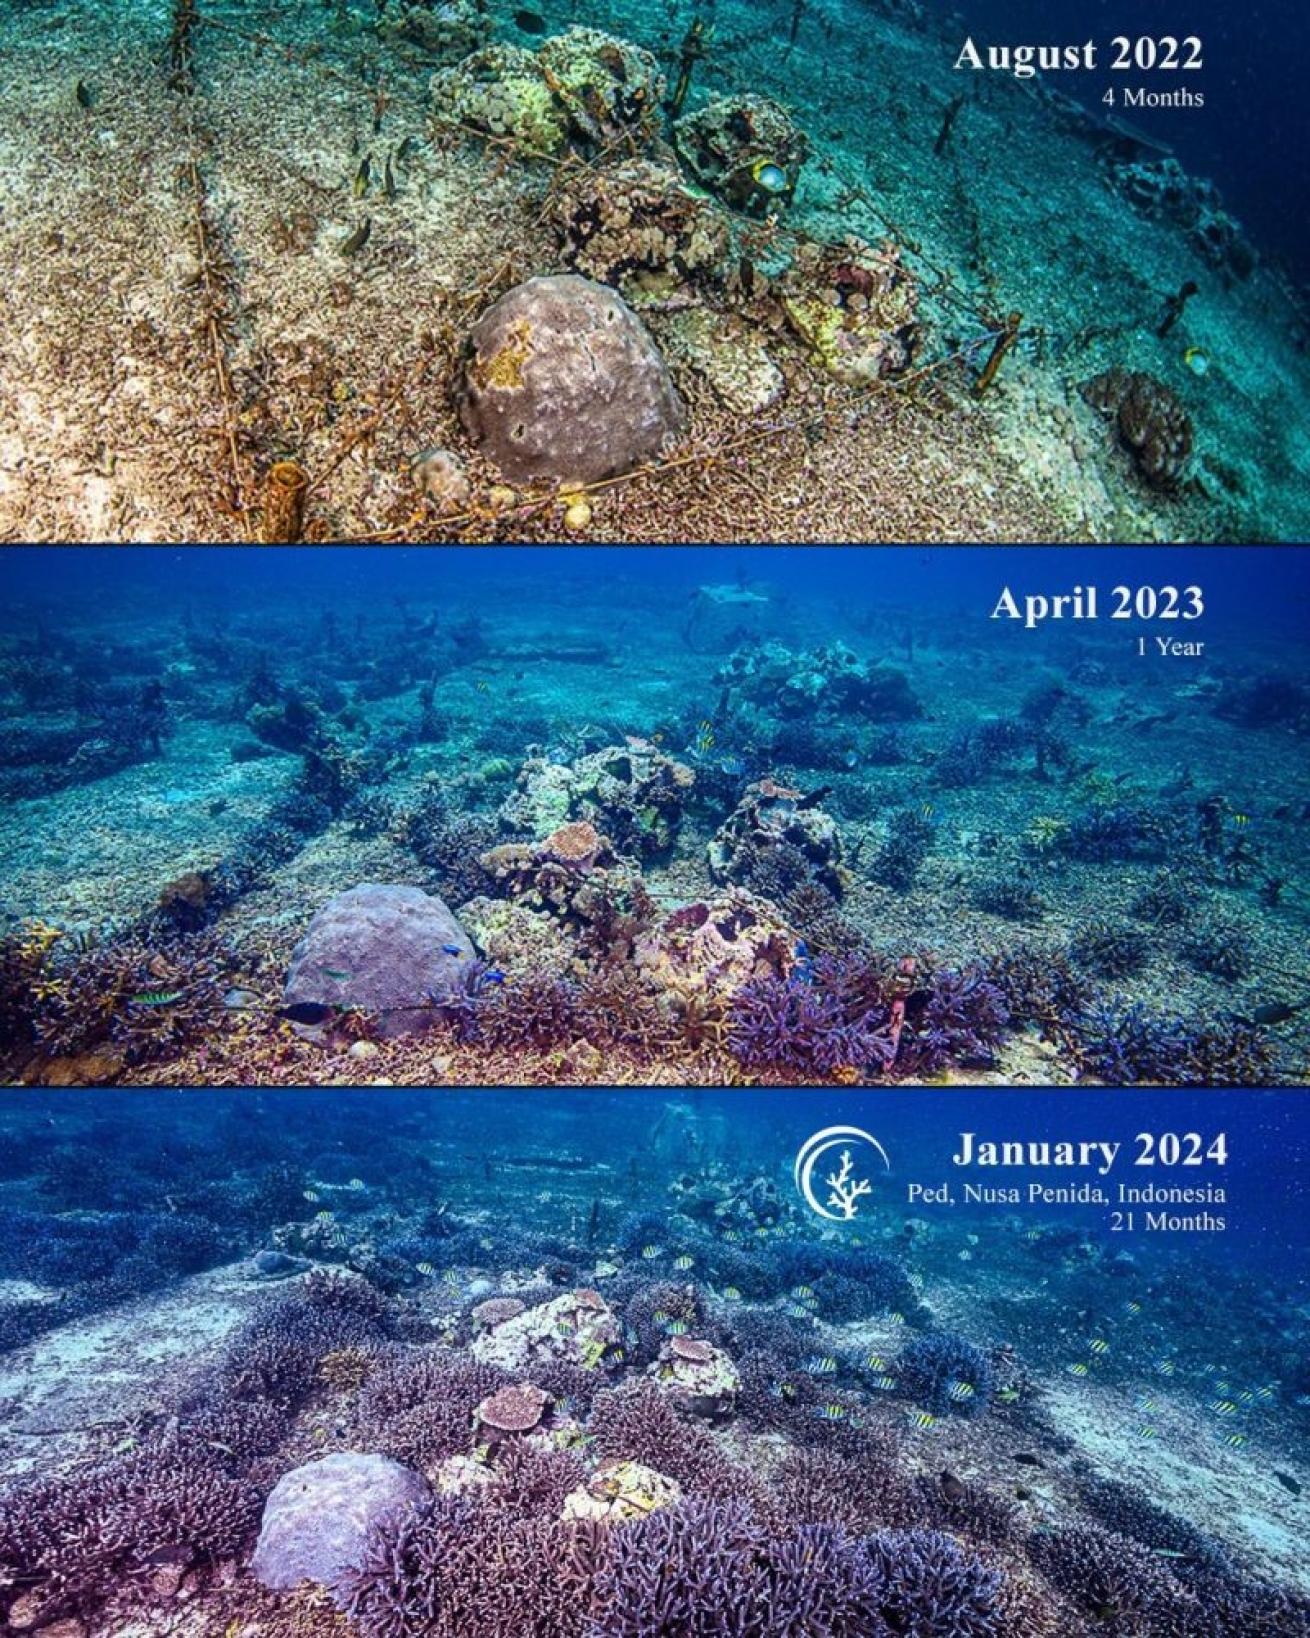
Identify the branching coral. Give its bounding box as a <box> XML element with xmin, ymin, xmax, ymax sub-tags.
<box><xmin>896</xmin><ymin>1332</ymin><xmax>994</xmax><ymax>1418</ymax></box>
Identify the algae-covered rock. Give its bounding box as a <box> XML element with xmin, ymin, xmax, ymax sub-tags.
<box><xmin>283</xmin><ymin>882</ymin><xmax>476</xmax><ymax>1037</ymax></box>
<box><xmin>431</xmin><ymin>43</ymin><xmax>568</xmax><ymax>153</ymax></box>
<box><xmin>633</xmin><ymin>890</ymin><xmax>795</xmax><ymax>1000</ymax></box>
<box><xmin>458</xmin><ymin>275</ymin><xmax>684</xmax><ymax>485</ymax></box>
<box><xmin>387</xmin><ymin>0</ymin><xmax>489</xmax><ymax>64</ymax></box>
<box><xmin>709</xmin><ymin>779</ymin><xmax>846</xmax><ymax>897</ymax></box>
<box><xmin>469</xmin><ymin>1288</ymin><xmax>623</xmax><ymax>1373</ymax></box>
<box><xmin>673</xmin><ymin>95</ymin><xmax>807</xmax><ymax>216</ymax></box>
<box><xmin>650</xmin><ymin>1335</ymin><xmax>740</xmax><ymax>1418</ymax></box>
<box><xmin>251</xmin><ymin>1452</ymin><xmax>430</xmax><ymax>1599</ymax></box>
<box><xmin>561</xmin><ymin>1458</ymin><xmax>683</xmax><ymax>1524</ymax></box>
<box><xmin>431</xmin><ymin>27</ymin><xmax>663</xmax><ymax>156</ymax></box>
<box><xmin>660</xmin><ymin>308</ymin><xmax>786</xmax><ymax>414</ymax></box>
<box><xmin>1080</xmin><ymin>366</ymin><xmax>1194</xmax><ymax>491</ymax></box>
<box><xmin>781</xmin><ymin>236</ymin><xmax>919</xmax><ymax>385</ymax></box>
<box><xmin>552</xmin><ymin>159</ymin><xmax>731</xmax><ymax>297</ymax></box>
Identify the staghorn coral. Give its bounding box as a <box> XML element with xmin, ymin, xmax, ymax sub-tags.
<box><xmin>1068</xmin><ymin>918</ymin><xmax>1152</xmax><ymax>979</ymax></box>
<box><xmin>476</xmin><ymin>972</ymin><xmax>582</xmax><ymax>1051</ymax></box>
<box><xmin>589</xmin><ymin>1383</ymin><xmax>749</xmax><ymax>1502</ymax></box>
<box><xmin>351</xmin><ymin>1348</ymin><xmax>510</xmax><ymax>1472</ymax></box>
<box><xmin>344</xmin><ymin>1494</ymin><xmax>597</xmax><ymax>1638</ymax></box>
<box><xmin>858</xmin><ymin>1529</ymin><xmax>1010</xmax><ymax>1638</ymax></box>
<box><xmin>896</xmin><ymin>1332</ymin><xmax>994</xmax><ymax>1418</ymax></box>
<box><xmin>1029</xmin><ymin>1521</ymin><xmax>1189</xmax><ymax>1635</ymax></box>
<box><xmin>0</xmin><ymin>1446</ymin><xmax>261</xmax><ymax>1627</ymax></box>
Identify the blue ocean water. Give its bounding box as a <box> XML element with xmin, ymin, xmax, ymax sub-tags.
<box><xmin>952</xmin><ymin>0</ymin><xmax>1308</xmax><ymax>279</ymax></box>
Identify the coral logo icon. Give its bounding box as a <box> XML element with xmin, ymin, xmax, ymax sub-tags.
<box><xmin>794</xmin><ymin>1127</ymin><xmax>891</xmax><ymax>1222</ymax></box>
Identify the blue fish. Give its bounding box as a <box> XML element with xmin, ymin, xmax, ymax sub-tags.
<box><xmin>483</xmin><ymin>969</ymin><xmax>506</xmax><ymax>984</ymax></box>
<box><xmin>442</xmin><ymin>943</ymin><xmax>464</xmax><ymax>956</ymax></box>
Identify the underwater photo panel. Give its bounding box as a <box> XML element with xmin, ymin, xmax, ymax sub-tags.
<box><xmin>0</xmin><ymin>1086</ymin><xmax>1306</xmax><ymax>1636</ymax></box>
<box><xmin>2</xmin><ymin>544</ymin><xmax>1307</xmax><ymax>1088</ymax></box>
<box><xmin>0</xmin><ymin>0</ymin><xmax>1306</xmax><ymax>540</ymax></box>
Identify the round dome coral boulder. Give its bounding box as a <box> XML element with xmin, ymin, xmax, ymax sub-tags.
<box><xmin>457</xmin><ymin>274</ymin><xmax>684</xmax><ymax>486</ymax></box>
<box><xmin>251</xmin><ymin>1452</ymin><xmax>430</xmax><ymax>1600</ymax></box>
<box><xmin>283</xmin><ymin>882</ymin><xmax>476</xmax><ymax>1038</ymax></box>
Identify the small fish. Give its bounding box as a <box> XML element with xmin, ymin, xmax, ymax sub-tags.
<box><xmin>909</xmin><ymin>1411</ymin><xmax>937</xmax><ymax>1431</ymax></box>
<box><xmin>314</xmin><ymin>1210</ymin><xmax>334</xmax><ymax>1223</ymax></box>
<box><xmin>1154</xmin><ymin>1357</ymin><xmax>1177</xmax><ymax>1377</ymax></box>
<box><xmin>870</xmin><ymin>1375</ymin><xmax>899</xmax><ymax>1392</ymax></box>
<box><xmin>940</xmin><ymin>1471</ymin><xmax>967</xmax><ymax>1503</ymax></box>
<box><xmin>483</xmin><ymin>969</ymin><xmax>506</xmax><ymax>985</ymax></box>
<box><xmin>947</xmin><ymin>1380</ymin><xmax>976</xmax><ymax>1404</ymax></box>
<box><xmin>1246</xmin><ymin>999</ymin><xmax>1306</xmax><ymax>1027</ymax></box>
<box><xmin>797</xmin><ymin>785</ymin><xmax>832</xmax><ymax>811</ymax></box>
<box><xmin>132</xmin><ymin>989</ymin><xmax>185</xmax><ymax>1007</ymax></box>
<box><xmin>1182</xmin><ymin>345</ymin><xmax>1210</xmax><ymax>377</ymax></box>
<box><xmin>442</xmin><ymin>943</ymin><xmax>464</xmax><ymax>957</ymax></box>
<box><xmin>721</xmin><ymin>1286</ymin><xmax>742</xmax><ymax>1301</ymax></box>
<box><xmin>866</xmin><ymin>1354</ymin><xmax>887</xmax><ymax>1372</ymax></box>
<box><xmin>1124</xmin><ymin>1300</ymin><xmax>1143</xmax><ymax>1316</ymax></box>
<box><xmin>1230</xmin><ymin>812</ymin><xmax>1249</xmax><ymax>827</ymax></box>
<box><xmin>609</xmin><ymin>1347</ymin><xmax>626</xmax><ymax>1365</ymax></box>
<box><xmin>1237</xmin><ymin>1389</ymin><xmax>1256</xmax><ymax>1406</ymax></box>
<box><xmin>673</xmin><ymin>1255</ymin><xmax>695</xmax><ymax>1271</ymax></box>
<box><xmin>396</xmin><ymin>134</ymin><xmax>419</xmax><ymax>162</ymax></box>
<box><xmin>1221</xmin><ymin>1432</ymin><xmax>1247</xmax><ymax>1449</ymax></box>
<box><xmin>665</xmin><ymin>1319</ymin><xmax>689</xmax><ymax>1337</ymax></box>
<box><xmin>805</xmin><ymin>1356</ymin><xmax>838</xmax><ymax>1377</ymax></box>
<box><xmin>1134</xmin><ymin>1393</ymin><xmax>1158</xmax><ymax>1413</ymax></box>
<box><xmin>415</xmin><ymin>1261</ymin><xmax>436</xmax><ymax>1276</ymax></box>
<box><xmin>696</xmin><ymin>719</ymin><xmax>715</xmax><ymax>752</ymax></box>
<box><xmin>347</xmin><ymin>1178</ymin><xmax>366</xmax><ymax>1191</ymax></box>
<box><xmin>476</xmin><ymin>679</ymin><xmax>490</xmax><ymax>693</ymax></box>
<box><xmin>1024</xmin><ymin>1228</ymin><xmax>1043</xmax><ymax>1242</ymax></box>
<box><xmin>1254</xmin><ymin>1385</ymin><xmax>1275</xmax><ymax>1403</ymax></box>
<box><xmin>383</xmin><ymin>149</ymin><xmax>396</xmax><ymax>200</ymax></box>
<box><xmin>513</xmin><ymin>7</ymin><xmax>547</xmax><ymax>32</ymax></box>
<box><xmin>906</xmin><ymin>1272</ymin><xmax>924</xmax><ymax>1291</ymax></box>
<box><xmin>340</xmin><ymin>217</ymin><xmax>371</xmax><ymax>256</ymax></box>
<box><xmin>957</xmin><ymin>1249</ymin><xmax>973</xmax><ymax>1262</ymax></box>
<box><xmin>887</xmin><ymin>1312</ymin><xmax>906</xmax><ymax>1327</ymax></box>
<box><xmin>1274</xmin><ymin>1471</ymin><xmax>1302</xmax><ymax>1496</ymax></box>
<box><xmin>322</xmin><ymin>968</ymin><xmax>352</xmax><ymax>981</ymax></box>
<box><xmin>443</xmin><ymin>1269</ymin><xmax>462</xmax><ymax>1287</ymax></box>
<box><xmin>353</xmin><ymin>154</ymin><xmax>372</xmax><ymax>198</ymax></box>
<box><xmin>303</xmin><ymin>1189</ymin><xmax>320</xmax><ymax>1202</ymax></box>
<box><xmin>1208</xmin><ymin>1399</ymin><xmax>1239</xmax><ymax>1417</ymax></box>
<box><xmin>1088</xmin><ymin>1339</ymin><xmax>1110</xmax><ymax>1356</ymax></box>
<box><xmin>1012</xmin><ymin>1453</ymin><xmax>1044</xmax><ymax>1467</ymax></box>
<box><xmin>996</xmin><ymin>1388</ymin><xmax>1020</xmax><ymax>1404</ymax></box>
<box><xmin>1136</xmin><ymin>1425</ymin><xmax>1158</xmax><ymax>1442</ymax></box>
<box><xmin>817</xmin><ymin>1403</ymin><xmax>847</xmax><ymax>1421</ymax></box>
<box><xmin>920</xmin><ymin>802</ymin><xmax>935</xmax><ymax>821</ymax></box>
<box><xmin>1066</xmin><ymin>1362</ymin><xmax>1090</xmax><ymax>1378</ymax></box>
<box><xmin>75</xmin><ymin>78</ymin><xmax>94</xmax><ymax>110</ymax></box>
<box><xmin>640</xmin><ymin>1245</ymin><xmax>662</xmax><ymax>1260</ymax></box>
